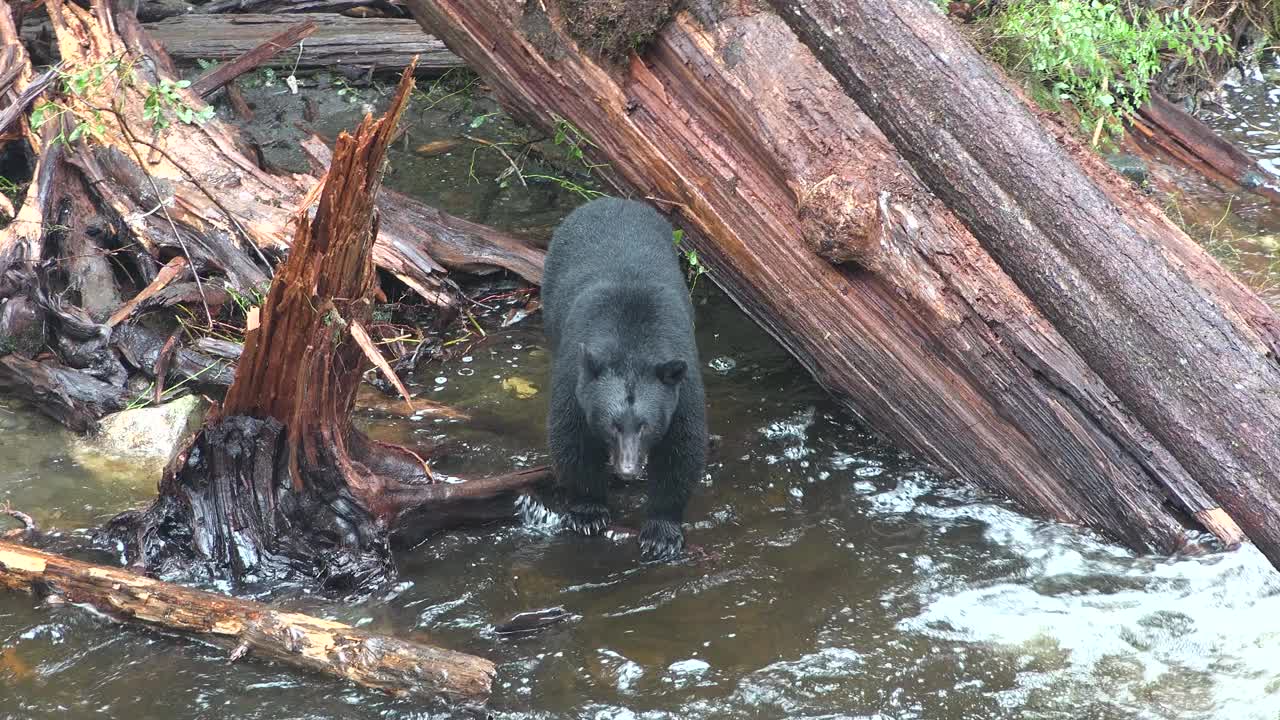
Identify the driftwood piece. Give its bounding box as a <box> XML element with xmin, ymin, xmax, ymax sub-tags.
<box><xmin>0</xmin><ymin>540</ymin><xmax>495</xmax><ymax>700</ymax></box>
<box><xmin>143</xmin><ymin>14</ymin><xmax>461</xmax><ymax>73</ymax></box>
<box><xmin>114</xmin><ymin>323</ymin><xmax>238</xmax><ymax>388</ymax></box>
<box><xmin>300</xmin><ymin>135</ymin><xmax>544</xmax><ymax>284</ymax></box>
<box><xmin>772</xmin><ymin>0</ymin><xmax>1280</xmax><ymax>561</ymax></box>
<box><xmin>0</xmin><ymin>355</ymin><xmax>125</xmax><ymax>431</ymax></box>
<box><xmin>189</xmin><ymin>19</ymin><xmax>318</xmax><ymax>97</ymax></box>
<box><xmin>406</xmin><ymin>0</ymin><xmax>1254</xmax><ymax>557</ymax></box>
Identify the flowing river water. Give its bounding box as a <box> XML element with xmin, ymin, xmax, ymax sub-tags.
<box><xmin>2</xmin><ymin>58</ymin><xmax>1280</xmax><ymax>719</ymax></box>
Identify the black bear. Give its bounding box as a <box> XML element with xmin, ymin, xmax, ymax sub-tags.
<box><xmin>542</xmin><ymin>197</ymin><xmax>707</xmax><ymax>561</ymax></box>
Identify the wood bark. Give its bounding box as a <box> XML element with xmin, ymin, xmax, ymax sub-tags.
<box><xmin>0</xmin><ymin>540</ymin><xmax>495</xmax><ymax>701</ymax></box>
<box><xmin>771</xmin><ymin>0</ymin><xmax>1280</xmax><ymax>566</ymax></box>
<box><xmin>142</xmin><ymin>14</ymin><xmax>462</xmax><ymax>73</ymax></box>
<box><xmin>188</xmin><ymin>19</ymin><xmax>319</xmax><ymax>97</ymax></box>
<box><xmin>406</xmin><ymin>0</ymin><xmax>1259</xmax><ymax>555</ymax></box>
<box><xmin>104</xmin><ymin>63</ymin><xmax>546</xmax><ymax>588</ymax></box>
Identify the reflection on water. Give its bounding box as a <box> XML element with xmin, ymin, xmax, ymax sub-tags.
<box><xmin>3</xmin><ymin>61</ymin><xmax>1280</xmax><ymax>720</ymax></box>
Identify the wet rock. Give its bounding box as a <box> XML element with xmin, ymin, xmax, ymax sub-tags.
<box><xmin>80</xmin><ymin>395</ymin><xmax>208</xmax><ymax>470</ymax></box>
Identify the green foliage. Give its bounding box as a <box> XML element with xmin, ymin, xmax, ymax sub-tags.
<box><xmin>992</xmin><ymin>1</ymin><xmax>1229</xmax><ymax>144</ymax></box>
<box><xmin>551</xmin><ymin>113</ymin><xmax>603</xmax><ymax>170</ymax></box>
<box><xmin>672</xmin><ymin>228</ymin><xmax>708</xmax><ymax>291</ymax></box>
<box><xmin>29</xmin><ymin>56</ymin><xmax>212</xmax><ymax>144</ymax></box>
<box><xmin>143</xmin><ymin>79</ymin><xmax>215</xmax><ymax>132</ymax></box>
<box><xmin>223</xmin><ymin>281</ymin><xmax>268</xmax><ymax>319</ymax></box>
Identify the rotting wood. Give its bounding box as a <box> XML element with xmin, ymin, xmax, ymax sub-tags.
<box><xmin>770</xmin><ymin>0</ymin><xmax>1279</xmax><ymax>560</ymax></box>
<box><xmin>0</xmin><ymin>539</ymin><xmax>495</xmax><ymax>701</ymax></box>
<box><xmin>142</xmin><ymin>14</ymin><xmax>461</xmax><ymax>73</ymax></box>
<box><xmin>407</xmin><ymin>0</ymin><xmax>1253</xmax><ymax>556</ymax></box>
<box><xmin>300</xmin><ymin>135</ymin><xmax>545</xmax><ymax>284</ymax></box>
<box><xmin>13</xmin><ymin>0</ymin><xmax>536</xmax><ymax>318</ymax></box>
<box><xmin>102</xmin><ymin>59</ymin><xmax>543</xmax><ymax>587</ymax></box>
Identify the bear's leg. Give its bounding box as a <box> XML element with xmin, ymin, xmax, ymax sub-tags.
<box><xmin>548</xmin><ymin>395</ymin><xmax>611</xmax><ymax>536</ymax></box>
<box><xmin>640</xmin><ymin>406</ymin><xmax>706</xmax><ymax>560</ymax></box>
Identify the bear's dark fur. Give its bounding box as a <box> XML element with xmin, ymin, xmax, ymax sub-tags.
<box><xmin>543</xmin><ymin>197</ymin><xmax>707</xmax><ymax>560</ymax></box>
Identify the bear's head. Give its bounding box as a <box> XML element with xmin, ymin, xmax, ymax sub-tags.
<box><xmin>576</xmin><ymin>342</ymin><xmax>686</xmax><ymax>480</ymax></box>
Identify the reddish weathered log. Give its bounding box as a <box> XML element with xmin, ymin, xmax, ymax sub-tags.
<box><xmin>771</xmin><ymin>0</ymin><xmax>1280</xmax><ymax>564</ymax></box>
<box><xmin>0</xmin><ymin>540</ymin><xmax>495</xmax><ymax>701</ymax></box>
<box><xmin>32</xmin><ymin>0</ymin><xmax>526</xmax><ymax>310</ymax></box>
<box><xmin>1132</xmin><ymin>92</ymin><xmax>1280</xmax><ymax>202</ymax></box>
<box><xmin>407</xmin><ymin>0</ymin><xmax>1254</xmax><ymax>554</ymax></box>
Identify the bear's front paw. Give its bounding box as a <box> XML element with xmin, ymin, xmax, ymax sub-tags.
<box><xmin>565</xmin><ymin>502</ymin><xmax>611</xmax><ymax>536</ymax></box>
<box><xmin>639</xmin><ymin>518</ymin><xmax>684</xmax><ymax>561</ymax></box>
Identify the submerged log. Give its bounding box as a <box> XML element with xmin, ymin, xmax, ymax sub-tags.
<box><xmin>143</xmin><ymin>14</ymin><xmax>462</xmax><ymax>73</ymax></box>
<box><xmin>407</xmin><ymin>0</ymin><xmax>1261</xmax><ymax>556</ymax></box>
<box><xmin>0</xmin><ymin>540</ymin><xmax>495</xmax><ymax>700</ymax></box>
<box><xmin>1132</xmin><ymin>92</ymin><xmax>1280</xmax><ymax>202</ymax></box>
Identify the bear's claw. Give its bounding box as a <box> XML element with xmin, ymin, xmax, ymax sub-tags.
<box><xmin>639</xmin><ymin>518</ymin><xmax>684</xmax><ymax>561</ymax></box>
<box><xmin>565</xmin><ymin>502</ymin><xmax>611</xmax><ymax>536</ymax></box>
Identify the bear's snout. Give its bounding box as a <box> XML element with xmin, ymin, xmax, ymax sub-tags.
<box><xmin>612</xmin><ymin>433</ymin><xmax>645</xmax><ymax>480</ymax></box>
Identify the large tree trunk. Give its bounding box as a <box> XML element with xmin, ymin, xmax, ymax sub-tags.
<box><xmin>405</xmin><ymin>0</ymin><xmax>1271</xmax><ymax>557</ymax></box>
<box><xmin>771</xmin><ymin>0</ymin><xmax>1280</xmax><ymax>567</ymax></box>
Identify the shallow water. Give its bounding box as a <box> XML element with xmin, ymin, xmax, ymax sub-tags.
<box><xmin>4</xmin><ymin>65</ymin><xmax>1280</xmax><ymax>719</ymax></box>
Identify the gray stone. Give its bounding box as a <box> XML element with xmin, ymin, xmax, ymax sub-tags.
<box><xmin>80</xmin><ymin>395</ymin><xmax>208</xmax><ymax>471</ymax></box>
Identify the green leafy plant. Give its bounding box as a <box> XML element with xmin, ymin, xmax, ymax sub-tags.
<box><xmin>551</xmin><ymin>113</ymin><xmax>606</xmax><ymax>170</ymax></box>
<box><xmin>672</xmin><ymin>228</ymin><xmax>707</xmax><ymax>291</ymax></box>
<box><xmin>143</xmin><ymin>78</ymin><xmax>215</xmax><ymax>132</ymax></box>
<box><xmin>993</xmin><ymin>1</ymin><xmax>1229</xmax><ymax>144</ymax></box>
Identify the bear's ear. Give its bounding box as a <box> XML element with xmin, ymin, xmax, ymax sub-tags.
<box><xmin>579</xmin><ymin>343</ymin><xmax>605</xmax><ymax>379</ymax></box>
<box><xmin>656</xmin><ymin>359</ymin><xmax>687</xmax><ymax>386</ymax></box>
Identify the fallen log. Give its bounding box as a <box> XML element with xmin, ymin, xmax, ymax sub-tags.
<box><xmin>406</xmin><ymin>0</ymin><xmax>1258</xmax><ymax>555</ymax></box>
<box><xmin>300</xmin><ymin>135</ymin><xmax>545</xmax><ymax>284</ymax></box>
<box><xmin>198</xmin><ymin>0</ymin><xmax>406</xmax><ymax>15</ymax></box>
<box><xmin>1</xmin><ymin>0</ymin><xmax>544</xmax><ymax>423</ymax></box>
<box><xmin>0</xmin><ymin>355</ymin><xmax>125</xmax><ymax>432</ymax></box>
<box><xmin>771</xmin><ymin>0</ymin><xmax>1280</xmax><ymax>566</ymax></box>
<box><xmin>142</xmin><ymin>14</ymin><xmax>462</xmax><ymax>73</ymax></box>
<box><xmin>1132</xmin><ymin>92</ymin><xmax>1280</xmax><ymax>202</ymax></box>
<box><xmin>0</xmin><ymin>540</ymin><xmax>495</xmax><ymax>701</ymax></box>
<box><xmin>189</xmin><ymin>19</ymin><xmax>318</xmax><ymax>97</ymax></box>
